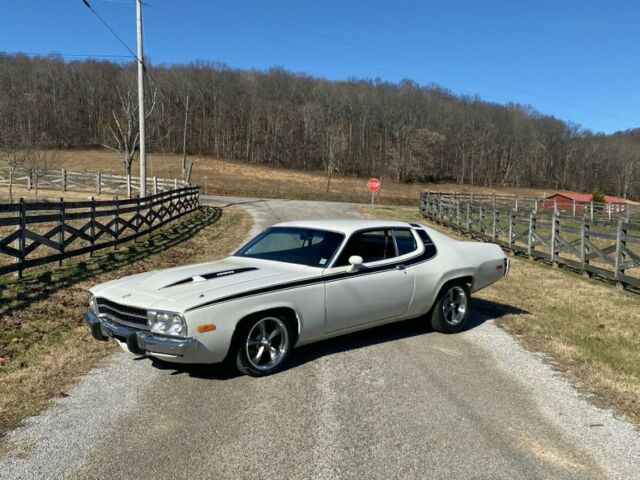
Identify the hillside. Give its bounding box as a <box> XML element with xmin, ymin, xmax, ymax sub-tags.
<box><xmin>56</xmin><ymin>149</ymin><xmax>549</xmax><ymax>205</ymax></box>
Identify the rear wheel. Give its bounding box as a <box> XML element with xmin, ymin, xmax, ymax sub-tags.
<box><xmin>235</xmin><ymin>315</ymin><xmax>293</xmax><ymax>377</ymax></box>
<box><xmin>430</xmin><ymin>283</ymin><xmax>470</xmax><ymax>333</ymax></box>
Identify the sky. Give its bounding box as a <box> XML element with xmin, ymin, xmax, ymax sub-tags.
<box><xmin>1</xmin><ymin>0</ymin><xmax>638</xmax><ymax>134</ymax></box>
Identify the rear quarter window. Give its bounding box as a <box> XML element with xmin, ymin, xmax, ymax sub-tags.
<box><xmin>415</xmin><ymin>230</ymin><xmax>437</xmax><ymax>260</ymax></box>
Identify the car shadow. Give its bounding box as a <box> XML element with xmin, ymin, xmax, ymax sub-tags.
<box><xmin>150</xmin><ymin>298</ymin><xmax>529</xmax><ymax>380</ymax></box>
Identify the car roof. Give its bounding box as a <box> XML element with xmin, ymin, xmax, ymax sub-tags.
<box><xmin>272</xmin><ymin>219</ymin><xmax>421</xmax><ymax>235</ymax></box>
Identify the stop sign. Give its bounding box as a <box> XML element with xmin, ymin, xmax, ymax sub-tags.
<box><xmin>367</xmin><ymin>178</ymin><xmax>381</xmax><ymax>192</ymax></box>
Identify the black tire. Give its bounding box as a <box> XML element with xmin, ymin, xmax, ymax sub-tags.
<box><xmin>430</xmin><ymin>283</ymin><xmax>471</xmax><ymax>333</ymax></box>
<box><xmin>235</xmin><ymin>313</ymin><xmax>294</xmax><ymax>377</ymax></box>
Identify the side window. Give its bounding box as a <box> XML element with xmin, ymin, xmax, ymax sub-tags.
<box><xmin>415</xmin><ymin>229</ymin><xmax>437</xmax><ymax>260</ymax></box>
<box><xmin>393</xmin><ymin>229</ymin><xmax>417</xmax><ymax>256</ymax></box>
<box><xmin>335</xmin><ymin>230</ymin><xmax>395</xmax><ymax>265</ymax></box>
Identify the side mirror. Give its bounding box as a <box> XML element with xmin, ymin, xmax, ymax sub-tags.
<box><xmin>348</xmin><ymin>255</ymin><xmax>363</xmax><ymax>272</ymax></box>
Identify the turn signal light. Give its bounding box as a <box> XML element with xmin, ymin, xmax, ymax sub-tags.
<box><xmin>196</xmin><ymin>323</ymin><xmax>216</xmax><ymax>333</ymax></box>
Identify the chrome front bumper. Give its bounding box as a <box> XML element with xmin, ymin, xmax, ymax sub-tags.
<box><xmin>85</xmin><ymin>310</ymin><xmax>198</xmax><ymax>357</ymax></box>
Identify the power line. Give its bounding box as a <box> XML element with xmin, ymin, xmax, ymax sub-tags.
<box><xmin>81</xmin><ymin>0</ymin><xmax>138</xmax><ymax>60</ymax></box>
<box><xmin>191</xmin><ymin>0</ymin><xmax>635</xmax><ymax>126</ymax></box>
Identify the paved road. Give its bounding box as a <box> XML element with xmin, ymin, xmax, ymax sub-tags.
<box><xmin>1</xmin><ymin>197</ymin><xmax>639</xmax><ymax>479</ymax></box>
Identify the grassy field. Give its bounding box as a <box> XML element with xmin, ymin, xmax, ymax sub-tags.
<box><xmin>30</xmin><ymin>148</ymin><xmax>551</xmax><ymax>205</ymax></box>
<box><xmin>0</xmin><ymin>206</ymin><xmax>252</xmax><ymax>437</ymax></box>
<box><xmin>360</xmin><ymin>205</ymin><xmax>640</xmax><ymax>427</ymax></box>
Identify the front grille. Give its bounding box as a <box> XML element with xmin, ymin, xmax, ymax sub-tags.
<box><xmin>97</xmin><ymin>298</ymin><xmax>148</xmax><ymax>329</ymax></box>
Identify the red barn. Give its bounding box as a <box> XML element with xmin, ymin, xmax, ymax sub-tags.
<box><xmin>539</xmin><ymin>191</ymin><xmax>627</xmax><ymax>213</ymax></box>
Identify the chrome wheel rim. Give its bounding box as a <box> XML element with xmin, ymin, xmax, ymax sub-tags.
<box><xmin>441</xmin><ymin>286</ymin><xmax>467</xmax><ymax>326</ymax></box>
<box><xmin>245</xmin><ymin>317</ymin><xmax>289</xmax><ymax>371</ymax></box>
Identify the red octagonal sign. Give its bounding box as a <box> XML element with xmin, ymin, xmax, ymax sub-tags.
<box><xmin>367</xmin><ymin>178</ymin><xmax>381</xmax><ymax>192</ymax></box>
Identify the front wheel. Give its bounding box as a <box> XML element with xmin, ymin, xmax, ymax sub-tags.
<box><xmin>235</xmin><ymin>315</ymin><xmax>293</xmax><ymax>377</ymax></box>
<box><xmin>430</xmin><ymin>284</ymin><xmax>470</xmax><ymax>333</ymax></box>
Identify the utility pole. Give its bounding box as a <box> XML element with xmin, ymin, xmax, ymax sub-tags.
<box><xmin>136</xmin><ymin>0</ymin><xmax>147</xmax><ymax>197</ymax></box>
<box><xmin>181</xmin><ymin>95</ymin><xmax>190</xmax><ymax>179</ymax></box>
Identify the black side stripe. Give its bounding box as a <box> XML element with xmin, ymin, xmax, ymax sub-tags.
<box><xmin>162</xmin><ymin>267</ymin><xmax>258</xmax><ymax>289</ymax></box>
<box><xmin>185</xmin><ymin>240</ymin><xmax>437</xmax><ymax>312</ymax></box>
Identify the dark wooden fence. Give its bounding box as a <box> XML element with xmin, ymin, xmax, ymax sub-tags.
<box><xmin>0</xmin><ymin>187</ymin><xmax>199</xmax><ymax>277</ymax></box>
<box><xmin>421</xmin><ymin>192</ymin><xmax>640</xmax><ymax>290</ymax></box>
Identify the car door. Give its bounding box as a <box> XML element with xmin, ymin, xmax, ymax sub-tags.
<box><xmin>323</xmin><ymin>229</ymin><xmax>416</xmax><ymax>333</ymax></box>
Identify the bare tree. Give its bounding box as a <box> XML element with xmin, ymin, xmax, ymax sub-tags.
<box><xmin>1</xmin><ymin>137</ymin><xmax>24</xmax><ymax>201</ymax></box>
<box><xmin>325</xmin><ymin>125</ymin><xmax>346</xmax><ymax>193</ymax></box>
<box><xmin>25</xmin><ymin>149</ymin><xmax>62</xmax><ymax>197</ymax></box>
<box><xmin>102</xmin><ymin>79</ymin><xmax>157</xmax><ymax>176</ymax></box>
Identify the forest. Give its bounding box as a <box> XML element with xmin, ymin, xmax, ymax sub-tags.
<box><xmin>0</xmin><ymin>53</ymin><xmax>638</xmax><ymax>199</ymax></box>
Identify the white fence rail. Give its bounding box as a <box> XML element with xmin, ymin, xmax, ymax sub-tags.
<box><xmin>0</xmin><ymin>166</ymin><xmax>189</xmax><ymax>198</ymax></box>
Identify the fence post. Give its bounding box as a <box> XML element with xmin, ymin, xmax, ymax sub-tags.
<box><xmin>466</xmin><ymin>200</ymin><xmax>471</xmax><ymax>231</ymax></box>
<box><xmin>58</xmin><ymin>198</ymin><xmax>65</xmax><ymax>266</ymax></box>
<box><xmin>27</xmin><ymin>172</ymin><xmax>32</xmax><ymax>191</ymax></box>
<box><xmin>96</xmin><ymin>172</ymin><xmax>101</xmax><ymax>195</ymax></box>
<box><xmin>583</xmin><ymin>219</ymin><xmax>591</xmax><ymax>277</ymax></box>
<box><xmin>527</xmin><ymin>212</ymin><xmax>535</xmax><ymax>258</ymax></box>
<box><xmin>572</xmin><ymin>198</ymin><xmax>576</xmax><ymax>216</ymax></box>
<box><xmin>614</xmin><ymin>219</ymin><xmax>625</xmax><ymax>289</ymax></box>
<box><xmin>127</xmin><ymin>174</ymin><xmax>132</xmax><ymax>199</ymax></box>
<box><xmin>492</xmin><ymin>208</ymin><xmax>497</xmax><ymax>242</ymax></box>
<box><xmin>534</xmin><ymin>197</ymin><xmax>538</xmax><ymax>214</ymax></box>
<box><xmin>114</xmin><ymin>197</ymin><xmax>119</xmax><ymax>250</ymax></box>
<box><xmin>135</xmin><ymin>195</ymin><xmax>141</xmax><ymax>240</ymax></box>
<box><xmin>148</xmin><ymin>193</ymin><xmax>154</xmax><ymax>237</ymax></box>
<box><xmin>61</xmin><ymin>169</ymin><xmax>67</xmax><ymax>192</ymax></box>
<box><xmin>608</xmin><ymin>203</ymin><xmax>612</xmax><ymax>222</ymax></box>
<box><xmin>550</xmin><ymin>214</ymin><xmax>558</xmax><ymax>267</ymax></box>
<box><xmin>174</xmin><ymin>178</ymin><xmax>178</xmax><ymax>190</ymax></box>
<box><xmin>508</xmin><ymin>212</ymin><xmax>514</xmax><ymax>251</ymax></box>
<box><xmin>89</xmin><ymin>197</ymin><xmax>95</xmax><ymax>257</ymax></box>
<box><xmin>18</xmin><ymin>198</ymin><xmax>26</xmax><ymax>278</ymax></box>
<box><xmin>514</xmin><ymin>196</ymin><xmax>519</xmax><ymax>212</ymax></box>
<box><xmin>479</xmin><ymin>205</ymin><xmax>485</xmax><ymax>237</ymax></box>
<box><xmin>553</xmin><ymin>198</ymin><xmax>558</xmax><ymax>216</ymax></box>
<box><xmin>590</xmin><ymin>201</ymin><xmax>594</xmax><ymax>221</ymax></box>
<box><xmin>153</xmin><ymin>176</ymin><xmax>158</xmax><ymax>195</ymax></box>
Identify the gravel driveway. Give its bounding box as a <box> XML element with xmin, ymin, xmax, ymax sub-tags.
<box><xmin>1</xmin><ymin>196</ymin><xmax>638</xmax><ymax>479</ymax></box>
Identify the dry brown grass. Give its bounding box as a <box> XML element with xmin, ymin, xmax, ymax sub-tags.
<box><xmin>359</xmin><ymin>205</ymin><xmax>640</xmax><ymax>427</ymax></box>
<box><xmin>0</xmin><ymin>206</ymin><xmax>252</xmax><ymax>436</ymax></box>
<box><xmin>54</xmin><ymin>149</ymin><xmax>549</xmax><ymax>205</ymax></box>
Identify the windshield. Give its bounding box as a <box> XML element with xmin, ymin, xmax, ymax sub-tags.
<box><xmin>235</xmin><ymin>227</ymin><xmax>345</xmax><ymax>267</ymax></box>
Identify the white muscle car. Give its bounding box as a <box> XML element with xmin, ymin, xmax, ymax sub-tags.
<box><xmin>86</xmin><ymin>219</ymin><xmax>508</xmax><ymax>376</ymax></box>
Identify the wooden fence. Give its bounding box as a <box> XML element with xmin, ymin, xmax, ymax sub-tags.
<box><xmin>431</xmin><ymin>192</ymin><xmax>639</xmax><ymax>222</ymax></box>
<box><xmin>0</xmin><ymin>166</ymin><xmax>189</xmax><ymax>198</ymax></box>
<box><xmin>0</xmin><ymin>186</ymin><xmax>200</xmax><ymax>277</ymax></box>
<box><xmin>421</xmin><ymin>192</ymin><xmax>640</xmax><ymax>289</ymax></box>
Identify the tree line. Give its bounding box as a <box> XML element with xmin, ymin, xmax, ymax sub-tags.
<box><xmin>1</xmin><ymin>53</ymin><xmax>638</xmax><ymax>199</ymax></box>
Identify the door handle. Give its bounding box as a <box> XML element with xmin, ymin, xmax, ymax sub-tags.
<box><xmin>395</xmin><ymin>264</ymin><xmax>406</xmax><ymax>271</ymax></box>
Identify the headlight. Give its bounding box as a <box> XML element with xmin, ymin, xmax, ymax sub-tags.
<box><xmin>147</xmin><ymin>310</ymin><xmax>187</xmax><ymax>337</ymax></box>
<box><xmin>89</xmin><ymin>294</ymin><xmax>98</xmax><ymax>314</ymax></box>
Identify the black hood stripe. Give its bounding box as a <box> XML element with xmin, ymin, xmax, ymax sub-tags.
<box><xmin>162</xmin><ymin>267</ymin><xmax>259</xmax><ymax>289</ymax></box>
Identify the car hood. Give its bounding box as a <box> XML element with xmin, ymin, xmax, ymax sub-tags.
<box><xmin>90</xmin><ymin>257</ymin><xmax>320</xmax><ymax>312</ymax></box>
